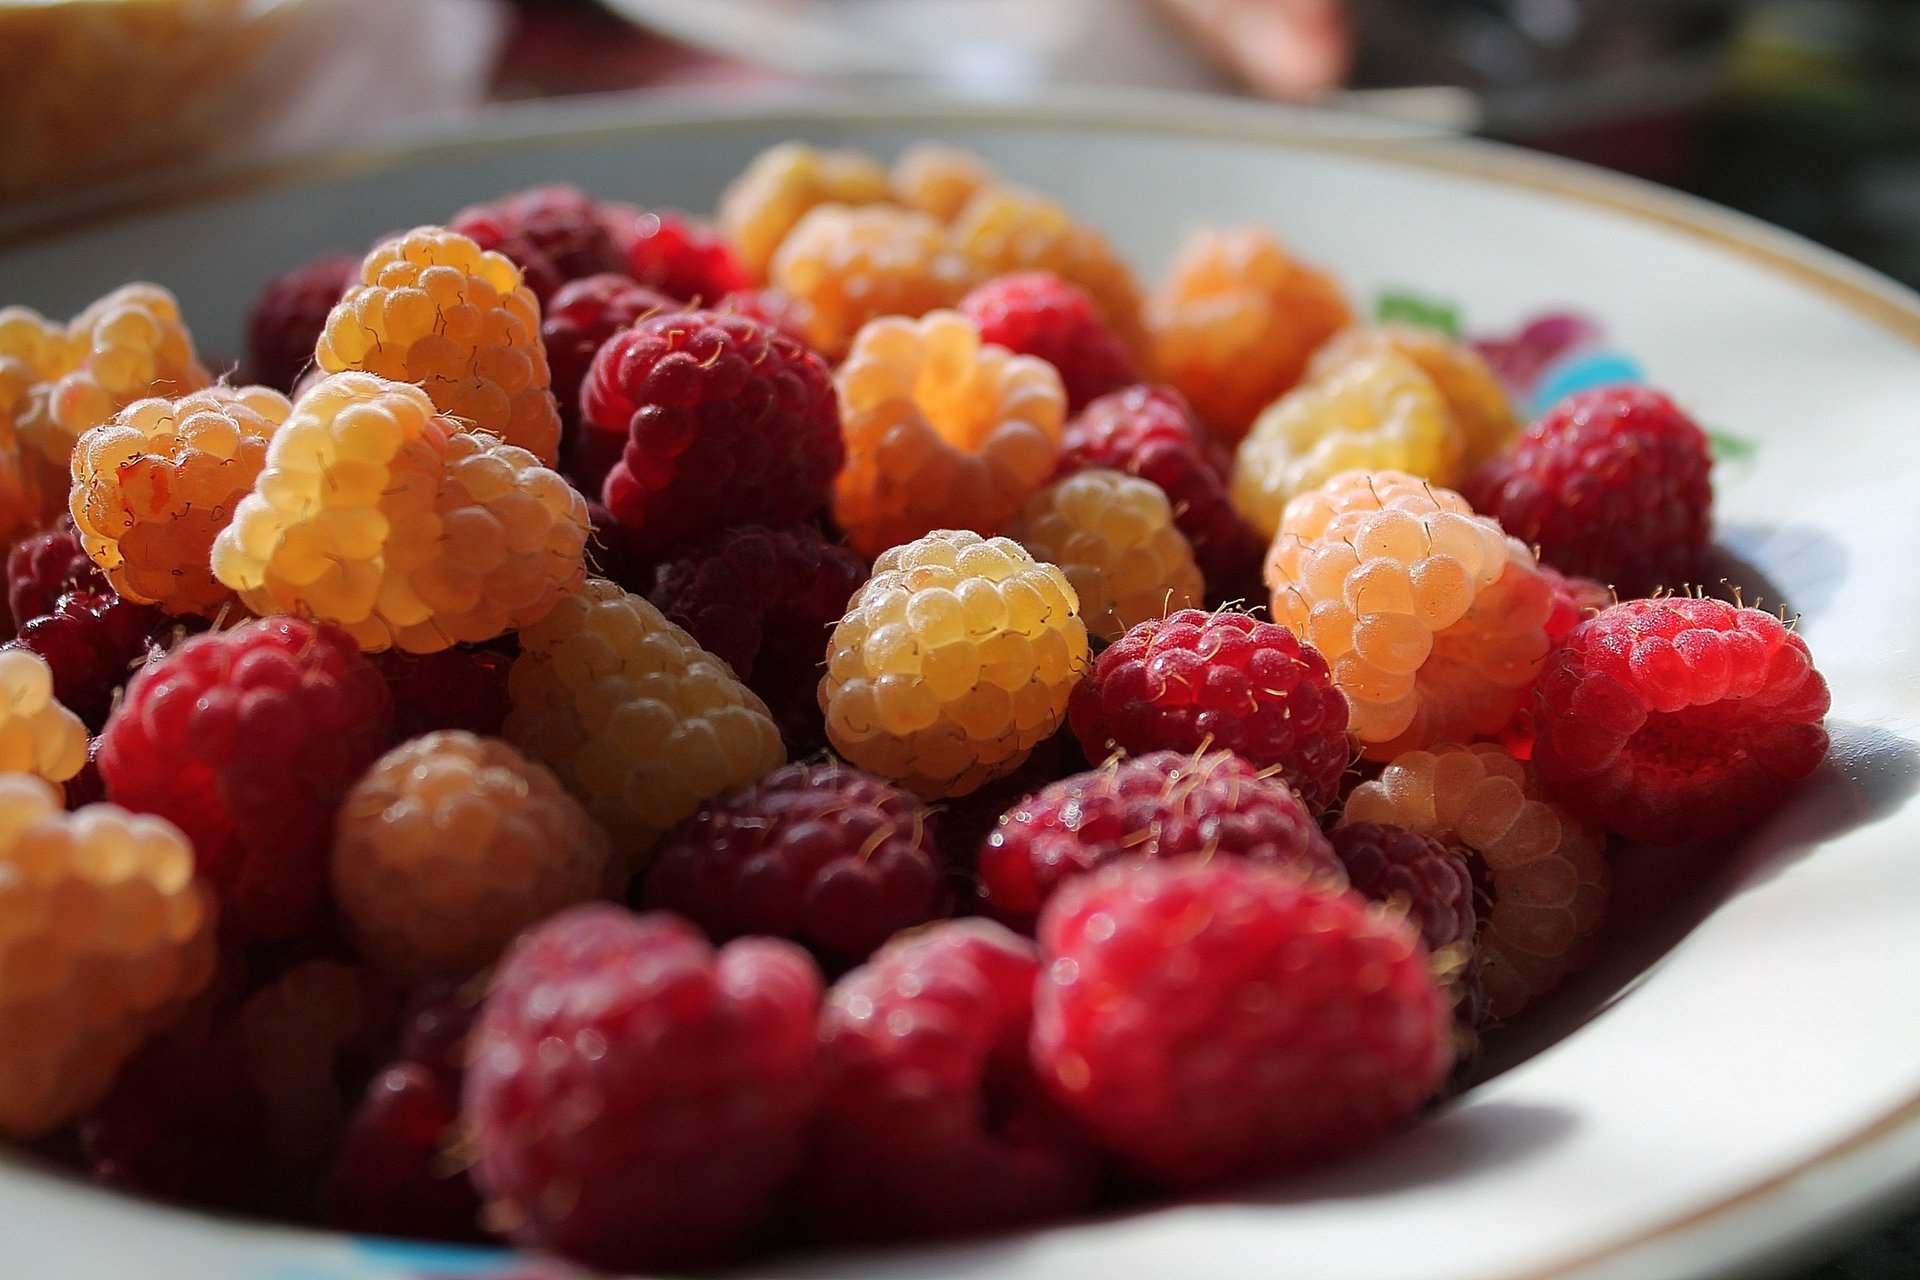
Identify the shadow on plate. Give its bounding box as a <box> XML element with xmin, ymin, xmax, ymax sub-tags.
<box><xmin>1705</xmin><ymin>523</ymin><xmax>1848</xmax><ymax>624</ymax></box>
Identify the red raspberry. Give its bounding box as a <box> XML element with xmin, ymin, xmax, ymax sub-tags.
<box><xmin>1058</xmin><ymin>385</ymin><xmax>1267</xmax><ymax>596</ymax></box>
<box><xmin>1068</xmin><ymin>609</ymin><xmax>1351</xmax><ymax>816</ymax></box>
<box><xmin>610</xmin><ymin>206</ymin><xmax>753</xmax><ymax>304</ymax></box>
<box><xmin>450</xmin><ymin>183</ymin><xmax>627</xmax><ymax>304</ymax></box>
<box><xmin>1533</xmin><ymin>597</ymin><xmax>1830</xmax><ymax>845</ymax></box>
<box><xmin>98</xmin><ymin>616</ymin><xmax>394</xmax><ymax>942</ymax></box>
<box><xmin>583</xmin><ymin>310</ymin><xmax>844</xmax><ymax>561</ymax></box>
<box><xmin>1495</xmin><ymin>565</ymin><xmax>1612</xmax><ymax>760</ymax></box>
<box><xmin>10</xmin><ymin>589</ymin><xmax>197</xmax><ymax>732</ymax></box>
<box><xmin>370</xmin><ymin>645</ymin><xmax>512</xmax><ymax>741</ymax></box>
<box><xmin>1032</xmin><ymin>857</ymin><xmax>1452</xmax><ymax>1187</ymax></box>
<box><xmin>645</xmin><ymin>761</ymin><xmax>945</xmax><ymax>968</ymax></box>
<box><xmin>5</xmin><ymin>522</ymin><xmax>102</xmax><ymax>636</ymax></box>
<box><xmin>959</xmin><ymin>272</ymin><xmax>1137</xmax><ymax>411</ymax></box>
<box><xmin>540</xmin><ymin>273</ymin><xmax>679</xmax><ymax>457</ymax></box>
<box><xmin>718</xmin><ymin>287</ymin><xmax>815</xmax><ymax>351</ymax></box>
<box><xmin>325</xmin><ymin>1062</ymin><xmax>481</xmax><ymax>1241</ymax></box>
<box><xmin>796</xmin><ymin>919</ymin><xmax>1100</xmax><ymax>1241</ymax></box>
<box><xmin>647</xmin><ymin>524</ymin><xmax>869</xmax><ymax>753</ymax></box>
<box><xmin>980</xmin><ymin>750</ymin><xmax>1341</xmax><ymax>931</ymax></box>
<box><xmin>1472</xmin><ymin>311</ymin><xmax>1602</xmax><ymax>400</ymax></box>
<box><xmin>463</xmin><ymin>905</ymin><xmax>822</xmax><ymax>1270</ymax></box>
<box><xmin>1329</xmin><ymin>822</ymin><xmax>1482</xmax><ymax>1022</ymax></box>
<box><xmin>582</xmin><ymin>497</ymin><xmax>650</xmax><ymax>594</ymax></box>
<box><xmin>1466</xmin><ymin>385</ymin><xmax>1713</xmax><ymax>598</ymax></box>
<box><xmin>245</xmin><ymin>252</ymin><xmax>358</xmax><ymax>393</ymax></box>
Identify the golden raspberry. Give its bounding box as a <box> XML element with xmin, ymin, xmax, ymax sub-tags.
<box><xmin>769</xmin><ymin>203</ymin><xmax>975</xmax><ymax>359</ymax></box>
<box><xmin>1341</xmin><ymin>742</ymin><xmax>1610</xmax><ymax>1021</ymax></box>
<box><xmin>717</xmin><ymin>141</ymin><xmax>893</xmax><ymax>283</ymax></box>
<box><xmin>211</xmin><ymin>372</ymin><xmax>588</xmax><ymax>654</ymax></box>
<box><xmin>820</xmin><ymin>529</ymin><xmax>1090</xmax><ymax>799</ymax></box>
<box><xmin>332</xmin><ymin>731</ymin><xmax>613</xmax><ymax>984</ymax></box>
<box><xmin>1007</xmin><ymin>468</ymin><xmax>1203</xmax><ymax>642</ymax></box>
<box><xmin>505</xmin><ymin>578</ymin><xmax>786</xmax><ymax>865</ymax></box>
<box><xmin>1265</xmin><ymin>471</ymin><xmax>1554</xmax><ymax>760</ymax></box>
<box><xmin>0</xmin><ymin>306</ymin><xmax>80</xmax><ymax>540</ymax></box>
<box><xmin>69</xmin><ymin>384</ymin><xmax>291</xmax><ymax>615</ymax></box>
<box><xmin>892</xmin><ymin>142</ymin><xmax>994</xmax><ymax>222</ymax></box>
<box><xmin>0</xmin><ymin>775</ymin><xmax>217</xmax><ymax>1137</ymax></box>
<box><xmin>317</xmin><ymin>227</ymin><xmax>561</xmax><ymax>466</ymax></box>
<box><xmin>1230</xmin><ymin>350</ymin><xmax>1461</xmax><ymax>540</ymax></box>
<box><xmin>1306</xmin><ymin>325</ymin><xmax>1517</xmax><ymax>473</ymax></box>
<box><xmin>1148</xmin><ymin>226</ymin><xmax>1350</xmax><ymax>444</ymax></box>
<box><xmin>833</xmin><ymin>310</ymin><xmax>1066</xmax><ymax>558</ymax></box>
<box><xmin>0</xmin><ymin>648</ymin><xmax>87</xmax><ymax>788</ymax></box>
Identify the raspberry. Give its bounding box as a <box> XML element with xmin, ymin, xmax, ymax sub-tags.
<box><xmin>1006</xmin><ymin>468</ymin><xmax>1203</xmax><ymax>643</ymax></box>
<box><xmin>645</xmin><ymin>761</ymin><xmax>945</xmax><ymax>968</ymax></box>
<box><xmin>582</xmin><ymin>496</ymin><xmax>649</xmax><ymax>595</ymax></box>
<box><xmin>798</xmin><ymin>919</ymin><xmax>1100</xmax><ymax>1240</ymax></box>
<box><xmin>325</xmin><ymin>1061</ymin><xmax>480</xmax><ymax>1241</ymax></box>
<box><xmin>1532</xmin><ymin>597</ymin><xmax>1830</xmax><ymax>846</ymax></box>
<box><xmin>1342</xmin><ymin>743</ymin><xmax>1610</xmax><ymax>1020</ymax></box>
<box><xmin>317</xmin><ymin>227</ymin><xmax>562</xmax><ymax>466</ymax></box>
<box><xmin>892</xmin><ymin>142</ymin><xmax>995</xmax><ymax>222</ymax></box>
<box><xmin>583</xmin><ymin>310</ymin><xmax>842</xmax><ymax>561</ymax></box>
<box><xmin>1032</xmin><ymin>856</ymin><xmax>1451</xmax><ymax>1187</ymax></box>
<box><xmin>98</xmin><ymin>616</ymin><xmax>394</xmax><ymax>942</ymax></box>
<box><xmin>246</xmin><ymin>252</ymin><xmax>359</xmax><ymax>393</ymax></box>
<box><xmin>370</xmin><ymin>644</ymin><xmax>513</xmax><ymax>741</ymax></box>
<box><xmin>1466</xmin><ymin>385</ymin><xmax>1713</xmax><ymax>598</ymax></box>
<box><xmin>69</xmin><ymin>384</ymin><xmax>291</xmax><ymax>616</ymax></box>
<box><xmin>980</xmin><ymin>749</ymin><xmax>1341</xmax><ymax>931</ymax></box>
<box><xmin>1057</xmin><ymin>384</ymin><xmax>1267</xmax><ymax>596</ymax></box>
<box><xmin>1473</xmin><ymin>311</ymin><xmax>1604</xmax><ymax>402</ymax></box>
<box><xmin>5</xmin><ymin>521</ymin><xmax>100</xmax><ymax>635</ymax></box>
<box><xmin>716</xmin><ymin>141</ymin><xmax>892</xmax><ymax>283</ymax></box>
<box><xmin>769</xmin><ymin>202</ymin><xmax>975</xmax><ymax>359</ymax></box>
<box><xmin>10</xmin><ymin>588</ymin><xmax>192</xmax><ymax>732</ymax></box>
<box><xmin>212</xmin><ymin>372</ymin><xmax>589</xmax><ymax>654</ymax></box>
<box><xmin>504</xmin><ymin>578</ymin><xmax>786</xmax><ymax>863</ymax></box>
<box><xmin>1266</xmin><ymin>470</ymin><xmax>1555</xmax><ymax>760</ymax></box>
<box><xmin>463</xmin><ymin>904</ymin><xmax>822</xmax><ymax>1270</ymax></box>
<box><xmin>0</xmin><ymin>305</ymin><xmax>83</xmax><ymax>540</ymax></box>
<box><xmin>0</xmin><ymin>775</ymin><xmax>217</xmax><ymax>1137</ymax></box>
<box><xmin>831</xmin><ymin>311</ymin><xmax>1066</xmax><ymax>557</ymax></box>
<box><xmin>1494</xmin><ymin>565</ymin><xmax>1612</xmax><ymax>760</ymax></box>
<box><xmin>715</xmin><ymin>286</ymin><xmax>815</xmax><ymax>351</ymax></box>
<box><xmin>647</xmin><ymin>523</ymin><xmax>870</xmax><ymax>753</ymax></box>
<box><xmin>539</xmin><ymin>272</ymin><xmax>678</xmax><ymax>462</ymax></box>
<box><xmin>610</xmin><ymin>206</ymin><xmax>753</xmax><ymax>304</ymax></box>
<box><xmin>0</xmin><ymin>647</ymin><xmax>87</xmax><ymax>788</ymax></box>
<box><xmin>1328</xmin><ymin>822</ymin><xmax>1480</xmax><ymax>1018</ymax></box>
<box><xmin>1309</xmin><ymin>325</ymin><xmax>1518</xmax><ymax>474</ymax></box>
<box><xmin>821</xmin><ymin>530</ymin><xmax>1090</xmax><ymax>799</ymax></box>
<box><xmin>959</xmin><ymin>271</ymin><xmax>1137</xmax><ymax>411</ymax></box>
<box><xmin>1067</xmin><ymin>609</ymin><xmax>1351</xmax><ymax>816</ymax></box>
<box><xmin>449</xmin><ymin>184</ymin><xmax>626</xmax><ymax>305</ymax></box>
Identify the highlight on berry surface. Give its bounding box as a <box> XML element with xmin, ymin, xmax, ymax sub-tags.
<box><xmin>0</xmin><ymin>646</ymin><xmax>88</xmax><ymax>788</ymax></box>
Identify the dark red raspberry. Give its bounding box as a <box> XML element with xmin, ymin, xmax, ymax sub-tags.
<box><xmin>98</xmin><ymin>616</ymin><xmax>394</xmax><ymax>942</ymax></box>
<box><xmin>609</xmin><ymin>206</ymin><xmax>752</xmax><ymax>305</ymax></box>
<box><xmin>1472</xmin><ymin>311</ymin><xmax>1602</xmax><ymax>400</ymax></box>
<box><xmin>980</xmin><ymin>750</ymin><xmax>1341</xmax><ymax>932</ymax></box>
<box><xmin>5</xmin><ymin>521</ymin><xmax>101</xmax><ymax>637</ymax></box>
<box><xmin>397</xmin><ymin>980</ymin><xmax>480</xmax><ymax>1087</ymax></box>
<box><xmin>246</xmin><ymin>252</ymin><xmax>359</xmax><ymax>393</ymax></box>
<box><xmin>450</xmin><ymin>184</ymin><xmax>627</xmax><ymax>304</ymax></box>
<box><xmin>371</xmin><ymin>645</ymin><xmax>512</xmax><ymax>741</ymax></box>
<box><xmin>1467</xmin><ymin>385</ymin><xmax>1713</xmax><ymax>598</ymax></box>
<box><xmin>63</xmin><ymin>740</ymin><xmax>106</xmax><ymax>810</ymax></box>
<box><xmin>1532</xmin><ymin>597</ymin><xmax>1830</xmax><ymax>845</ymax></box>
<box><xmin>1032</xmin><ymin>857</ymin><xmax>1452</xmax><ymax>1188</ymax></box>
<box><xmin>463</xmin><ymin>905</ymin><xmax>822</xmax><ymax>1270</ymax></box>
<box><xmin>1329</xmin><ymin>822</ymin><xmax>1481</xmax><ymax>1022</ymax></box>
<box><xmin>644</xmin><ymin>761</ymin><xmax>945</xmax><ymax>968</ymax></box>
<box><xmin>324</xmin><ymin>1063</ymin><xmax>481</xmax><ymax>1241</ymax></box>
<box><xmin>1068</xmin><ymin>609</ymin><xmax>1351</xmax><ymax>816</ymax></box>
<box><xmin>1058</xmin><ymin>385</ymin><xmax>1267</xmax><ymax>596</ymax></box>
<box><xmin>582</xmin><ymin>497</ymin><xmax>650</xmax><ymax>594</ymax></box>
<box><xmin>10</xmin><ymin>589</ymin><xmax>198</xmax><ymax>732</ymax></box>
<box><xmin>796</xmin><ymin>919</ymin><xmax>1100</xmax><ymax>1241</ymax></box>
<box><xmin>719</xmin><ymin>288</ymin><xmax>814</xmax><ymax>351</ymax></box>
<box><xmin>584</xmin><ymin>309</ymin><xmax>844</xmax><ymax>560</ymax></box>
<box><xmin>960</xmin><ymin>272</ymin><xmax>1136</xmax><ymax>411</ymax></box>
<box><xmin>542</xmin><ymin>273</ymin><xmax>680</xmax><ymax>462</ymax></box>
<box><xmin>647</xmin><ymin>524</ymin><xmax>869</xmax><ymax>753</ymax></box>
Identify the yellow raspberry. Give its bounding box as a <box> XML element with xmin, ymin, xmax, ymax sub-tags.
<box><xmin>212</xmin><ymin>371</ymin><xmax>588</xmax><ymax>653</ymax></box>
<box><xmin>69</xmin><ymin>384</ymin><xmax>291</xmax><ymax>615</ymax></box>
<box><xmin>317</xmin><ymin>226</ymin><xmax>561</xmax><ymax>466</ymax></box>
<box><xmin>892</xmin><ymin>142</ymin><xmax>995</xmax><ymax>222</ymax></box>
<box><xmin>1265</xmin><ymin>470</ymin><xmax>1554</xmax><ymax>760</ymax></box>
<box><xmin>0</xmin><ymin>649</ymin><xmax>87</xmax><ymax>788</ymax></box>
<box><xmin>505</xmin><ymin>579</ymin><xmax>786</xmax><ymax>865</ymax></box>
<box><xmin>1306</xmin><ymin>325</ymin><xmax>1518</xmax><ymax>472</ymax></box>
<box><xmin>332</xmin><ymin>731</ymin><xmax>612</xmax><ymax>985</ymax></box>
<box><xmin>769</xmin><ymin>203</ymin><xmax>975</xmax><ymax>359</ymax></box>
<box><xmin>0</xmin><ymin>306</ymin><xmax>80</xmax><ymax>540</ymax></box>
<box><xmin>1007</xmin><ymin>469</ymin><xmax>1203</xmax><ymax>642</ymax></box>
<box><xmin>1148</xmin><ymin>226</ymin><xmax>1350</xmax><ymax>445</ymax></box>
<box><xmin>1230</xmin><ymin>350</ymin><xmax>1461</xmax><ymax>540</ymax></box>
<box><xmin>1341</xmin><ymin>742</ymin><xmax>1609</xmax><ymax>1020</ymax></box>
<box><xmin>0</xmin><ymin>775</ymin><xmax>217</xmax><ymax>1137</ymax></box>
<box><xmin>820</xmin><ymin>529</ymin><xmax>1090</xmax><ymax>799</ymax></box>
<box><xmin>718</xmin><ymin>141</ymin><xmax>893</xmax><ymax>283</ymax></box>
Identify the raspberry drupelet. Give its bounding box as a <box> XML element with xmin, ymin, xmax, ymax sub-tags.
<box><xmin>891</xmin><ymin>142</ymin><xmax>995</xmax><ymax>222</ymax></box>
<box><xmin>1306</xmin><ymin>324</ymin><xmax>1519</xmax><ymax>474</ymax></box>
<box><xmin>958</xmin><ymin>271</ymin><xmax>1138</xmax><ymax>411</ymax></box>
<box><xmin>449</xmin><ymin>183</ymin><xmax>627</xmax><ymax>305</ymax></box>
<box><xmin>820</xmin><ymin>530</ymin><xmax>1090</xmax><ymax>799</ymax></box>
<box><xmin>769</xmin><ymin>203</ymin><xmax>974</xmax><ymax>359</ymax></box>
<box><xmin>539</xmin><ymin>272</ymin><xmax>678</xmax><ymax>458</ymax></box>
<box><xmin>246</xmin><ymin>252</ymin><xmax>359</xmax><ymax>394</ymax></box>
<box><xmin>1329</xmin><ymin>821</ymin><xmax>1482</xmax><ymax>1019</ymax></box>
<box><xmin>5</xmin><ymin>521</ymin><xmax>100</xmax><ymax>636</ymax></box>
<box><xmin>9</xmin><ymin>588</ymin><xmax>192</xmax><ymax>732</ymax></box>
<box><xmin>0</xmin><ymin>647</ymin><xmax>88</xmax><ymax>788</ymax></box>
<box><xmin>717</xmin><ymin>141</ymin><xmax>892</xmax><ymax>283</ymax></box>
<box><xmin>609</xmin><ymin>206</ymin><xmax>753</xmax><ymax>304</ymax></box>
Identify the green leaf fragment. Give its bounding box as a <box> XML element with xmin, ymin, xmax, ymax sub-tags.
<box><xmin>1706</xmin><ymin>428</ymin><xmax>1759</xmax><ymax>464</ymax></box>
<box><xmin>1374</xmin><ymin>292</ymin><xmax>1461</xmax><ymax>338</ymax></box>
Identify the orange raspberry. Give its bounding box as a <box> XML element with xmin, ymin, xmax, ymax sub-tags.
<box><xmin>769</xmin><ymin>203</ymin><xmax>975</xmax><ymax>359</ymax></box>
<box><xmin>832</xmin><ymin>310</ymin><xmax>1066</xmax><ymax>558</ymax></box>
<box><xmin>892</xmin><ymin>142</ymin><xmax>995</xmax><ymax>222</ymax></box>
<box><xmin>0</xmin><ymin>648</ymin><xmax>87</xmax><ymax>788</ymax></box>
<box><xmin>717</xmin><ymin>142</ymin><xmax>892</xmax><ymax>283</ymax></box>
<box><xmin>1305</xmin><ymin>325</ymin><xmax>1517</xmax><ymax>473</ymax></box>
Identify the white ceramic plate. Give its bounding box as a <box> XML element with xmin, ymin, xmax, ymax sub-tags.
<box><xmin>2</xmin><ymin>91</ymin><xmax>1918</xmax><ymax>1280</ymax></box>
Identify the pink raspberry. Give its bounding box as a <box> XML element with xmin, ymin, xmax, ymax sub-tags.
<box><xmin>1495</xmin><ymin>565</ymin><xmax>1612</xmax><ymax>760</ymax></box>
<box><xmin>1067</xmin><ymin>609</ymin><xmax>1351</xmax><ymax>816</ymax></box>
<box><xmin>583</xmin><ymin>310</ymin><xmax>844</xmax><ymax>561</ymax></box>
<box><xmin>370</xmin><ymin>645</ymin><xmax>512</xmax><ymax>741</ymax></box>
<box><xmin>245</xmin><ymin>252</ymin><xmax>359</xmax><ymax>393</ymax></box>
<box><xmin>1467</xmin><ymin>385</ymin><xmax>1712</xmax><ymax>598</ymax></box>
<box><xmin>463</xmin><ymin>905</ymin><xmax>822</xmax><ymax>1271</ymax></box>
<box><xmin>1533</xmin><ymin>597</ymin><xmax>1830</xmax><ymax>845</ymax></box>
<box><xmin>1032</xmin><ymin>857</ymin><xmax>1452</xmax><ymax>1187</ymax></box>
<box><xmin>98</xmin><ymin>616</ymin><xmax>394</xmax><ymax>941</ymax></box>
<box><xmin>959</xmin><ymin>272</ymin><xmax>1137</xmax><ymax>411</ymax></box>
<box><xmin>647</xmin><ymin>524</ymin><xmax>869</xmax><ymax>752</ymax></box>
<box><xmin>1329</xmin><ymin>822</ymin><xmax>1482</xmax><ymax>1021</ymax></box>
<box><xmin>610</xmin><ymin>206</ymin><xmax>753</xmax><ymax>304</ymax></box>
<box><xmin>796</xmin><ymin>919</ymin><xmax>1100</xmax><ymax>1240</ymax></box>
<box><xmin>450</xmin><ymin>183</ymin><xmax>627</xmax><ymax>304</ymax></box>
<box><xmin>5</xmin><ymin>522</ymin><xmax>101</xmax><ymax>637</ymax></box>
<box><xmin>10</xmin><ymin>589</ymin><xmax>197</xmax><ymax>731</ymax></box>
<box><xmin>980</xmin><ymin>749</ymin><xmax>1341</xmax><ymax>931</ymax></box>
<box><xmin>540</xmin><ymin>272</ymin><xmax>680</xmax><ymax>465</ymax></box>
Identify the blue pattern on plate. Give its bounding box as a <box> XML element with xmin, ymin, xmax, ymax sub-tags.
<box><xmin>348</xmin><ymin>1237</ymin><xmax>521</xmax><ymax>1276</ymax></box>
<box><xmin>1529</xmin><ymin>350</ymin><xmax>1647</xmax><ymax>417</ymax></box>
